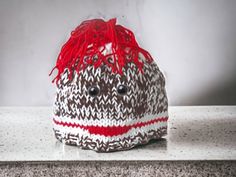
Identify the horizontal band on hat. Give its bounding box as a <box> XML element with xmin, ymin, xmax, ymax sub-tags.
<box><xmin>53</xmin><ymin>116</ymin><xmax>168</xmax><ymax>137</ymax></box>
<box><xmin>53</xmin><ymin>111</ymin><xmax>168</xmax><ymax>127</ymax></box>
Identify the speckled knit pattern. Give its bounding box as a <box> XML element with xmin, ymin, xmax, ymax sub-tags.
<box><xmin>54</xmin><ymin>127</ymin><xmax>167</xmax><ymax>152</ymax></box>
<box><xmin>52</xmin><ymin>55</ymin><xmax>168</xmax><ymax>152</ymax></box>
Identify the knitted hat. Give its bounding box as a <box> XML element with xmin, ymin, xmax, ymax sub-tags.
<box><xmin>50</xmin><ymin>18</ymin><xmax>168</xmax><ymax>152</ymax></box>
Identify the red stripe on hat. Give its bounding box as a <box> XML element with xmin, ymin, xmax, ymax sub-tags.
<box><xmin>53</xmin><ymin>116</ymin><xmax>168</xmax><ymax>137</ymax></box>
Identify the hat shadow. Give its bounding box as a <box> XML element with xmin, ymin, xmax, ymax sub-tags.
<box><xmin>133</xmin><ymin>137</ymin><xmax>167</xmax><ymax>151</ymax></box>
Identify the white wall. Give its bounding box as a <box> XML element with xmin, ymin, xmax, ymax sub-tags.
<box><xmin>0</xmin><ymin>0</ymin><xmax>236</xmax><ymax>106</ymax></box>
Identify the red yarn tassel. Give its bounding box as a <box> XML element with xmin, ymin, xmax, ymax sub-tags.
<box><xmin>50</xmin><ymin>18</ymin><xmax>153</xmax><ymax>83</ymax></box>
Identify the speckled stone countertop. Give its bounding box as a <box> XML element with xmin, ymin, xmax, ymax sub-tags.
<box><xmin>0</xmin><ymin>106</ymin><xmax>235</xmax><ymax>162</ymax></box>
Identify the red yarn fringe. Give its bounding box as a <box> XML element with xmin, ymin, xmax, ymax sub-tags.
<box><xmin>50</xmin><ymin>18</ymin><xmax>153</xmax><ymax>83</ymax></box>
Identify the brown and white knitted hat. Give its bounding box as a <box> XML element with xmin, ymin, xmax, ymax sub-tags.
<box><xmin>50</xmin><ymin>18</ymin><xmax>168</xmax><ymax>152</ymax></box>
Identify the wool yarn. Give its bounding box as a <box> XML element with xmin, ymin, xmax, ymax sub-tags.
<box><xmin>50</xmin><ymin>18</ymin><xmax>168</xmax><ymax>152</ymax></box>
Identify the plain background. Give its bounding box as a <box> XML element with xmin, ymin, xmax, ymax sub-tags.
<box><xmin>0</xmin><ymin>0</ymin><xmax>236</xmax><ymax>106</ymax></box>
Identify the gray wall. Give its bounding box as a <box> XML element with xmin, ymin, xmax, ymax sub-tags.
<box><xmin>0</xmin><ymin>0</ymin><xmax>236</xmax><ymax>106</ymax></box>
